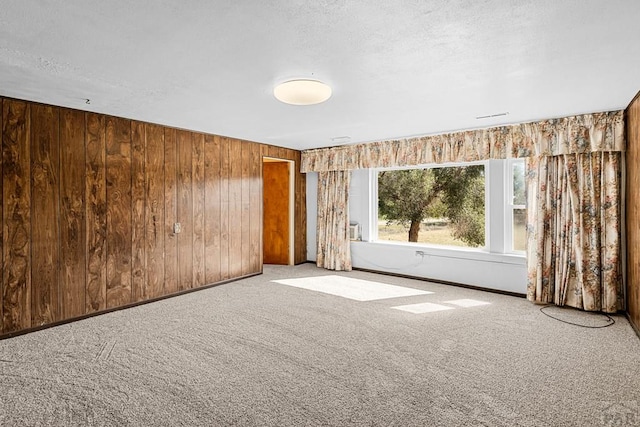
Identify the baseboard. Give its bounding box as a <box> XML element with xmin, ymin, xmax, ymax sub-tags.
<box><xmin>627</xmin><ymin>313</ymin><xmax>640</xmax><ymax>340</ymax></box>
<box><xmin>352</xmin><ymin>266</ymin><xmax>527</xmax><ymax>299</ymax></box>
<box><xmin>0</xmin><ymin>272</ymin><xmax>262</xmax><ymax>341</ymax></box>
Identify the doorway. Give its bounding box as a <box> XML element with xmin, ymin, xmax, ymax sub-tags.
<box><xmin>263</xmin><ymin>157</ymin><xmax>294</xmax><ymax>265</ymax></box>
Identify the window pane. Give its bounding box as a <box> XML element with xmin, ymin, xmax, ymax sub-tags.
<box><xmin>513</xmin><ymin>208</ymin><xmax>526</xmax><ymax>251</ymax></box>
<box><xmin>377</xmin><ymin>165</ymin><xmax>485</xmax><ymax>247</ymax></box>
<box><xmin>512</xmin><ymin>161</ymin><xmax>525</xmax><ymax>205</ymax></box>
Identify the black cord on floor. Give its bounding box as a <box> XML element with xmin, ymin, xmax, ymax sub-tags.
<box><xmin>539</xmin><ymin>305</ymin><xmax>615</xmax><ymax>328</ymax></box>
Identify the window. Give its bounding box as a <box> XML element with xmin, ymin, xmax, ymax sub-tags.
<box><xmin>507</xmin><ymin>159</ymin><xmax>526</xmax><ymax>252</ymax></box>
<box><xmin>363</xmin><ymin>159</ymin><xmax>526</xmax><ymax>257</ymax></box>
<box><xmin>376</xmin><ymin>163</ymin><xmax>486</xmax><ymax>248</ymax></box>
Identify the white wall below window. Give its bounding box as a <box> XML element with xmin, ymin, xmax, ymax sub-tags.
<box><xmin>306</xmin><ymin>170</ymin><xmax>528</xmax><ymax>295</ymax></box>
<box><xmin>349</xmin><ymin>241</ymin><xmax>526</xmax><ymax>294</ymax></box>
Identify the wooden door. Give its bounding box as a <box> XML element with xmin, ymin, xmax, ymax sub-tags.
<box><xmin>263</xmin><ymin>161</ymin><xmax>289</xmax><ymax>264</ymax></box>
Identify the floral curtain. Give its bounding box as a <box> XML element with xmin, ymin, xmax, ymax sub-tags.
<box><xmin>525</xmin><ymin>152</ymin><xmax>623</xmax><ymax>313</ymax></box>
<box><xmin>316</xmin><ymin>170</ymin><xmax>352</xmax><ymax>271</ymax></box>
<box><xmin>307</xmin><ymin>110</ymin><xmax>626</xmax><ymax>312</ymax></box>
<box><xmin>301</xmin><ymin>111</ymin><xmax>624</xmax><ymax>172</ymax></box>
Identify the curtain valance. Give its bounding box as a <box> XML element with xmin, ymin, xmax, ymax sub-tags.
<box><xmin>301</xmin><ymin>110</ymin><xmax>624</xmax><ymax>173</ymax></box>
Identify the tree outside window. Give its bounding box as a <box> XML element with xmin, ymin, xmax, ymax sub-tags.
<box><xmin>377</xmin><ymin>164</ymin><xmax>485</xmax><ymax>247</ymax></box>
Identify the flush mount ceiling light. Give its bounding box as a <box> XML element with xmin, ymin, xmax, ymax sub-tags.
<box><xmin>273</xmin><ymin>79</ymin><xmax>332</xmax><ymax>105</ymax></box>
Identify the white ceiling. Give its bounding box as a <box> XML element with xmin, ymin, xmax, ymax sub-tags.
<box><xmin>1</xmin><ymin>1</ymin><xmax>639</xmax><ymax>151</ymax></box>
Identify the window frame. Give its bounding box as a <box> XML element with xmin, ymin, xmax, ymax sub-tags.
<box><xmin>505</xmin><ymin>158</ymin><xmax>526</xmax><ymax>254</ymax></box>
<box><xmin>362</xmin><ymin>159</ymin><xmax>525</xmax><ymax>259</ymax></box>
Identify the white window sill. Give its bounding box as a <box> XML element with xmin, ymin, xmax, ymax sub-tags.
<box><xmin>351</xmin><ymin>240</ymin><xmax>526</xmax><ymax>266</ymax></box>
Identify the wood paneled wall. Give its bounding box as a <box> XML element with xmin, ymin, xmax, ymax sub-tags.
<box><xmin>626</xmin><ymin>91</ymin><xmax>640</xmax><ymax>334</ymax></box>
<box><xmin>0</xmin><ymin>96</ymin><xmax>306</xmax><ymax>337</ymax></box>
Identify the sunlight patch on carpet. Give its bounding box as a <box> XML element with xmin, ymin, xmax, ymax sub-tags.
<box><xmin>391</xmin><ymin>302</ymin><xmax>455</xmax><ymax>314</ymax></box>
<box><xmin>271</xmin><ymin>275</ymin><xmax>432</xmax><ymax>301</ymax></box>
<box><xmin>444</xmin><ymin>299</ymin><xmax>491</xmax><ymax>308</ymax></box>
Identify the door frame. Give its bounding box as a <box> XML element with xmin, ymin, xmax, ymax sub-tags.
<box><xmin>263</xmin><ymin>157</ymin><xmax>295</xmax><ymax>265</ymax></box>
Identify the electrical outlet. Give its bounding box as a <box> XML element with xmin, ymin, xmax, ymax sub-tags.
<box><xmin>174</xmin><ymin>222</ymin><xmax>182</xmax><ymax>234</ymax></box>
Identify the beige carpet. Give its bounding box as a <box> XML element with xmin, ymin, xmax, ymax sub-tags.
<box><xmin>1</xmin><ymin>264</ymin><xmax>638</xmax><ymax>426</ymax></box>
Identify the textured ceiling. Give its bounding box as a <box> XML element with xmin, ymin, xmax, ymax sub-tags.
<box><xmin>1</xmin><ymin>0</ymin><xmax>639</xmax><ymax>150</ymax></box>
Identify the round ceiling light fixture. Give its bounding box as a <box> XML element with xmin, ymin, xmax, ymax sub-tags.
<box><xmin>273</xmin><ymin>79</ymin><xmax>332</xmax><ymax>105</ymax></box>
